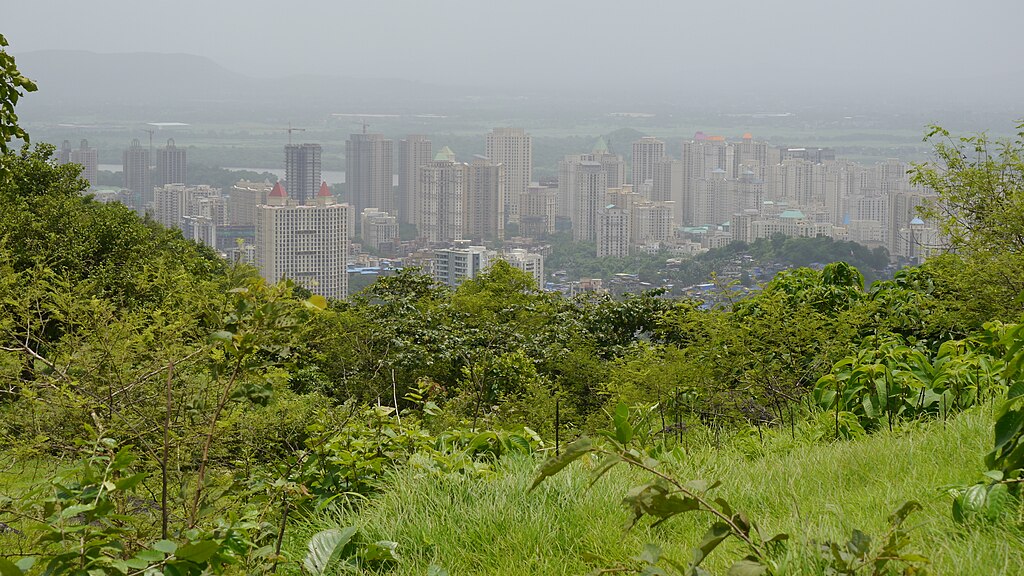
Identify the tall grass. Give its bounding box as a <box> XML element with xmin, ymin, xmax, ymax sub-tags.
<box><xmin>286</xmin><ymin>406</ymin><xmax>1024</xmax><ymax>575</ymax></box>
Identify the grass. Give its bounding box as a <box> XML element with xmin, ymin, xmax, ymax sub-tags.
<box><xmin>285</xmin><ymin>406</ymin><xmax>1024</xmax><ymax>575</ymax></box>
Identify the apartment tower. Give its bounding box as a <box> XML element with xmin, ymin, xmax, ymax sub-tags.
<box><xmin>485</xmin><ymin>127</ymin><xmax>531</xmax><ymax>224</ymax></box>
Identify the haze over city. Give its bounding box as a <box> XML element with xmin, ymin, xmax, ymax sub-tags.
<box><xmin>6</xmin><ymin>0</ymin><xmax>1024</xmax><ymax>109</ymax></box>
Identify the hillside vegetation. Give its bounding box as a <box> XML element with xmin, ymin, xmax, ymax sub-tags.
<box><xmin>2</xmin><ymin>45</ymin><xmax>1024</xmax><ymax>575</ymax></box>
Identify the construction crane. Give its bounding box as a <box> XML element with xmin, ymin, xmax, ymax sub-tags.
<box><xmin>279</xmin><ymin>123</ymin><xmax>306</xmax><ymax>145</ymax></box>
<box><xmin>354</xmin><ymin>120</ymin><xmax>370</xmax><ymax>135</ymax></box>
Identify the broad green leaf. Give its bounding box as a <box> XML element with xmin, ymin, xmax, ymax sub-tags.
<box><xmin>587</xmin><ymin>453</ymin><xmax>621</xmax><ymax>490</ymax></box>
<box><xmin>635</xmin><ymin>542</ymin><xmax>661</xmax><ymax>564</ymax></box>
<box><xmin>613</xmin><ymin>403</ymin><xmax>633</xmax><ymax>444</ymax></box>
<box><xmin>887</xmin><ymin>501</ymin><xmax>921</xmax><ymax>526</ymax></box>
<box><xmin>624</xmin><ymin>481</ymin><xmax>700</xmax><ymax>528</ymax></box>
<box><xmin>427</xmin><ymin>564</ymin><xmax>449</xmax><ymax>576</ymax></box>
<box><xmin>208</xmin><ymin>330</ymin><xmax>233</xmax><ymax>343</ymax></box>
<box><xmin>529</xmin><ymin>437</ymin><xmax>594</xmax><ymax>491</ymax></box>
<box><xmin>175</xmin><ymin>540</ymin><xmax>219</xmax><ymax>564</ymax></box>
<box><xmin>361</xmin><ymin>540</ymin><xmax>400</xmax><ymax>563</ymax></box>
<box><xmin>847</xmin><ymin>529</ymin><xmax>871</xmax><ymax>556</ymax></box>
<box><xmin>983</xmin><ymin>469</ymin><xmax>1004</xmax><ymax>481</ymax></box>
<box><xmin>993</xmin><ymin>409</ymin><xmax>1024</xmax><ymax>454</ymax></box>
<box><xmin>1007</xmin><ymin>380</ymin><xmax>1024</xmax><ymax>403</ymax></box>
<box><xmin>304</xmin><ymin>526</ymin><xmax>357</xmax><ymax>575</ymax></box>
<box><xmin>152</xmin><ymin>540</ymin><xmax>177</xmax><ymax>554</ymax></box>
<box><xmin>114</xmin><ymin>472</ymin><xmax>147</xmax><ymax>491</ymax></box>
<box><xmin>60</xmin><ymin>503</ymin><xmax>96</xmax><ymax>519</ymax></box>
<box><xmin>0</xmin><ymin>558</ymin><xmax>24</xmax><ymax>576</ymax></box>
<box><xmin>134</xmin><ymin>549</ymin><xmax>163</xmax><ymax>563</ymax></box>
<box><xmin>691</xmin><ymin>522</ymin><xmax>730</xmax><ymax>568</ymax></box>
<box><xmin>506</xmin><ymin>434</ymin><xmax>533</xmax><ymax>454</ymax></box>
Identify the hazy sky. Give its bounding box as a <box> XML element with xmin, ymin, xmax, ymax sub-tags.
<box><xmin>6</xmin><ymin>0</ymin><xmax>1023</xmax><ymax>95</ymax></box>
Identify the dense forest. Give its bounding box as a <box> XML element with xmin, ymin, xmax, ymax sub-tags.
<box><xmin>3</xmin><ymin>37</ymin><xmax>1024</xmax><ymax>575</ymax></box>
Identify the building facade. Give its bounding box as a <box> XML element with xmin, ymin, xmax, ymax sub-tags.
<box><xmin>123</xmin><ymin>139</ymin><xmax>151</xmax><ymax>212</ymax></box>
<box><xmin>418</xmin><ymin>148</ymin><xmax>467</xmax><ymax>244</ymax></box>
<box><xmin>157</xmin><ymin>139</ymin><xmax>187</xmax><ymax>187</ymax></box>
<box><xmin>347</xmin><ymin>133</ymin><xmax>394</xmax><ymax>227</ymax></box>
<box><xmin>397</xmin><ymin>135</ymin><xmax>432</xmax><ymax>227</ymax></box>
<box><xmin>284</xmin><ymin>143</ymin><xmax>322</xmax><ymax>206</ymax></box>
<box><xmin>485</xmin><ymin>127</ymin><xmax>531</xmax><ymax>224</ymax></box>
<box><xmin>255</xmin><ymin>182</ymin><xmax>349</xmax><ymax>300</ymax></box>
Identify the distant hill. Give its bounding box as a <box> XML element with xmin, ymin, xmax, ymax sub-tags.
<box><xmin>13</xmin><ymin>50</ymin><xmax>488</xmax><ymax>122</ymax></box>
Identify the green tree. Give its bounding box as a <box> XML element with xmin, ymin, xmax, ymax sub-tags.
<box><xmin>0</xmin><ymin>33</ymin><xmax>37</xmax><ymax>179</ymax></box>
<box><xmin>911</xmin><ymin>123</ymin><xmax>1024</xmax><ymax>322</ymax></box>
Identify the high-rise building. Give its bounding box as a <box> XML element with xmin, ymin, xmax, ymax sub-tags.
<box><xmin>591</xmin><ymin>137</ymin><xmax>626</xmax><ymax>189</ymax></box>
<box><xmin>572</xmin><ymin>161</ymin><xmax>608</xmax><ymax>242</ymax></box>
<box><xmin>465</xmin><ymin>156</ymin><xmax>505</xmax><ymax>242</ymax></box>
<box><xmin>397</xmin><ymin>135</ymin><xmax>432</xmax><ymax>227</ymax></box>
<box><xmin>228</xmin><ymin>180</ymin><xmax>274</xmax><ymax>226</ymax></box>
<box><xmin>346</xmin><ymin>133</ymin><xmax>393</xmax><ymax>226</ymax></box>
<box><xmin>157</xmin><ymin>138</ymin><xmax>187</xmax><ymax>187</ymax></box>
<box><xmin>485</xmin><ymin>127</ymin><xmax>531</xmax><ymax>224</ymax></box>
<box><xmin>57</xmin><ymin>140</ymin><xmax>73</xmax><ymax>165</ymax></box>
<box><xmin>558</xmin><ymin>154</ymin><xmax>591</xmax><ymax>221</ymax></box>
<box><xmin>681</xmin><ymin>135</ymin><xmax>731</xmax><ymax>225</ymax></box>
<box><xmin>597</xmin><ymin>204</ymin><xmax>630</xmax><ymax>257</ymax></box>
<box><xmin>256</xmin><ymin>181</ymin><xmax>350</xmax><ymax>300</ymax></box>
<box><xmin>519</xmin><ymin>184</ymin><xmax>557</xmax><ymax>238</ymax></box>
<box><xmin>633</xmin><ymin>202</ymin><xmax>674</xmax><ymax>245</ymax></box>
<box><xmin>418</xmin><ymin>147</ymin><xmax>467</xmax><ymax>244</ymax></box>
<box><xmin>123</xmin><ymin>139</ymin><xmax>151</xmax><ymax>212</ymax></box>
<box><xmin>631</xmin><ymin>136</ymin><xmax>665</xmax><ymax>188</ymax></box>
<box><xmin>153</xmin><ymin>184</ymin><xmax>221</xmax><ymax>231</ymax></box>
<box><xmin>69</xmin><ymin>139</ymin><xmax>98</xmax><ymax>188</ymax></box>
<box><xmin>652</xmin><ymin>157</ymin><xmax>682</xmax><ymax>222</ymax></box>
<box><xmin>285</xmin><ymin>143</ymin><xmax>322</xmax><ymax>206</ymax></box>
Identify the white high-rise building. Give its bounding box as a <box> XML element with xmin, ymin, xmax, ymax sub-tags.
<box><xmin>69</xmin><ymin>139</ymin><xmax>98</xmax><ymax>188</ymax></box>
<box><xmin>466</xmin><ymin>156</ymin><xmax>505</xmax><ymax>242</ymax></box>
<box><xmin>229</xmin><ymin>180</ymin><xmax>274</xmax><ymax>226</ymax></box>
<box><xmin>485</xmin><ymin>128</ymin><xmax>531</xmax><ymax>224</ymax></box>
<box><xmin>153</xmin><ymin>184</ymin><xmax>221</xmax><ymax>231</ymax></box>
<box><xmin>398</xmin><ymin>135</ymin><xmax>432</xmax><ymax>227</ymax></box>
<box><xmin>572</xmin><ymin>161</ymin><xmax>608</xmax><ymax>242</ymax></box>
<box><xmin>418</xmin><ymin>147</ymin><xmax>467</xmax><ymax>244</ymax></box>
<box><xmin>346</xmin><ymin>133</ymin><xmax>394</xmax><ymax>227</ymax></box>
<box><xmin>598</xmin><ymin>204</ymin><xmax>631</xmax><ymax>258</ymax></box>
<box><xmin>256</xmin><ymin>181</ymin><xmax>350</xmax><ymax>300</ymax></box>
<box><xmin>631</xmin><ymin>136</ymin><xmax>665</xmax><ymax>188</ymax></box>
<box><xmin>519</xmin><ymin>184</ymin><xmax>556</xmax><ymax>238</ymax></box>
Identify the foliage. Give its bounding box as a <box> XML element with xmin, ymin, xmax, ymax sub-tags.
<box><xmin>0</xmin><ymin>435</ymin><xmax>271</xmax><ymax>576</ymax></box>
<box><xmin>530</xmin><ymin>404</ymin><xmax>932</xmax><ymax>576</ymax></box>
<box><xmin>813</xmin><ymin>329</ymin><xmax>1006</xmax><ymax>436</ymax></box>
<box><xmin>910</xmin><ymin>122</ymin><xmax>1024</xmax><ymax>322</ymax></box>
<box><xmin>531</xmin><ymin>404</ymin><xmax>791</xmax><ymax>575</ymax></box>
<box><xmin>303</xmin><ymin>526</ymin><xmax>398</xmax><ymax>575</ymax></box>
<box><xmin>0</xmin><ymin>33</ymin><xmax>37</xmax><ymax>181</ymax></box>
<box><xmin>815</xmin><ymin>502</ymin><xmax>929</xmax><ymax>576</ymax></box>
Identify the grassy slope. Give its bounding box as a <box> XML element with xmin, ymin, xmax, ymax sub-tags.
<box><xmin>287</xmin><ymin>406</ymin><xmax>1024</xmax><ymax>575</ymax></box>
